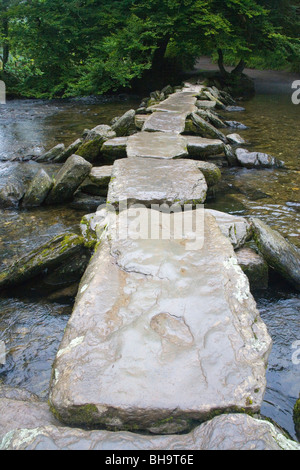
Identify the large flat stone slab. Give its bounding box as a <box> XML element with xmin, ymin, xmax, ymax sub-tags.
<box><xmin>186</xmin><ymin>136</ymin><xmax>224</xmax><ymax>158</ymax></box>
<box><xmin>142</xmin><ymin>111</ymin><xmax>188</xmax><ymax>134</ymax></box>
<box><xmin>127</xmin><ymin>132</ymin><xmax>188</xmax><ymax>159</ymax></box>
<box><xmin>149</xmin><ymin>92</ymin><xmax>198</xmax><ymax>114</ymax></box>
<box><xmin>49</xmin><ymin>209</ymin><xmax>271</xmax><ymax>432</ymax></box>
<box><xmin>107</xmin><ymin>158</ymin><xmax>207</xmax><ymax>208</ymax></box>
<box><xmin>2</xmin><ymin>411</ymin><xmax>299</xmax><ymax>450</ymax></box>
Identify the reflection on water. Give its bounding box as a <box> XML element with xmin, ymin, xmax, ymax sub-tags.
<box><xmin>0</xmin><ymin>89</ymin><xmax>299</xmax><ymax>439</ymax></box>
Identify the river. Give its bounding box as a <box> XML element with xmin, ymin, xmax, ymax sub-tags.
<box><xmin>0</xmin><ymin>75</ymin><xmax>299</xmax><ymax>439</ymax></box>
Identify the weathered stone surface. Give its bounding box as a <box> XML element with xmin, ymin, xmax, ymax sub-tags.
<box><xmin>53</xmin><ymin>139</ymin><xmax>82</xmax><ymax>163</ymax></box>
<box><xmin>227</xmin><ymin>133</ymin><xmax>246</xmax><ymax>145</ymax></box>
<box><xmin>236</xmin><ymin>247</ymin><xmax>269</xmax><ymax>291</ymax></box>
<box><xmin>224</xmin><ymin>144</ymin><xmax>238</xmax><ymax>166</ymax></box>
<box><xmin>196</xmin><ymin>100</ymin><xmax>217</xmax><ymax>109</ymax></box>
<box><xmin>197</xmin><ymin>109</ymin><xmax>227</xmax><ymax>129</ymax></box>
<box><xmin>107</xmin><ymin>158</ymin><xmax>207</xmax><ymax>208</ymax></box>
<box><xmin>127</xmin><ymin>132</ymin><xmax>188</xmax><ymax>159</ymax></box>
<box><xmin>76</xmin><ymin>125</ymin><xmax>116</xmax><ymax>163</ymax></box>
<box><xmin>251</xmin><ymin>218</ymin><xmax>300</xmax><ymax>291</ymax></box>
<box><xmin>185</xmin><ymin>136</ymin><xmax>224</xmax><ymax>158</ymax></box>
<box><xmin>195</xmin><ymin>162</ymin><xmax>221</xmax><ymax>187</ymax></box>
<box><xmin>45</xmin><ymin>155</ymin><xmax>92</xmax><ymax>205</ymax></box>
<box><xmin>0</xmin><ymin>177</ymin><xmax>25</xmax><ymax>208</ymax></box>
<box><xmin>69</xmin><ymin>193</ymin><xmax>105</xmax><ymax>212</ymax></box>
<box><xmin>236</xmin><ymin>149</ymin><xmax>284</xmax><ymax>169</ymax></box>
<box><xmin>203</xmin><ymin>90</ymin><xmax>226</xmax><ymax>110</ymax></box>
<box><xmin>149</xmin><ymin>92</ymin><xmax>197</xmax><ymax>114</ymax></box>
<box><xmin>35</xmin><ymin>144</ymin><xmax>65</xmax><ymax>163</ymax></box>
<box><xmin>101</xmin><ymin>137</ymin><xmax>128</xmax><ymax>159</ymax></box>
<box><xmin>0</xmin><ymin>387</ymin><xmax>59</xmax><ymax>441</ymax></box>
<box><xmin>225</xmin><ymin>121</ymin><xmax>248</xmax><ymax>130</ymax></box>
<box><xmin>0</xmin><ymin>233</ymin><xmax>85</xmax><ymax>290</ymax></box>
<box><xmin>111</xmin><ymin>110</ymin><xmax>136</xmax><ymax>137</ymax></box>
<box><xmin>1</xmin><ymin>413</ymin><xmax>299</xmax><ymax>451</ymax></box>
<box><xmin>143</xmin><ymin>111</ymin><xmax>188</xmax><ymax>134</ymax></box>
<box><xmin>206</xmin><ymin>209</ymin><xmax>253</xmax><ymax>250</ymax></box>
<box><xmin>89</xmin><ymin>166</ymin><xmax>113</xmax><ymax>188</ymax></box>
<box><xmin>185</xmin><ymin>113</ymin><xmax>227</xmax><ymax>143</ymax></box>
<box><xmin>22</xmin><ymin>169</ymin><xmax>53</xmax><ymax>207</ymax></box>
<box><xmin>49</xmin><ymin>209</ymin><xmax>271</xmax><ymax>432</ymax></box>
<box><xmin>135</xmin><ymin>115</ymin><xmax>148</xmax><ymax>130</ymax></box>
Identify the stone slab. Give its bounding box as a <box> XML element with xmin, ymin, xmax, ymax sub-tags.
<box><xmin>142</xmin><ymin>111</ymin><xmax>188</xmax><ymax>134</ymax></box>
<box><xmin>107</xmin><ymin>158</ymin><xmax>207</xmax><ymax>208</ymax></box>
<box><xmin>149</xmin><ymin>92</ymin><xmax>198</xmax><ymax>114</ymax></box>
<box><xmin>186</xmin><ymin>136</ymin><xmax>224</xmax><ymax>158</ymax></box>
<box><xmin>49</xmin><ymin>209</ymin><xmax>271</xmax><ymax>432</ymax></box>
<box><xmin>206</xmin><ymin>209</ymin><xmax>253</xmax><ymax>250</ymax></box>
<box><xmin>127</xmin><ymin>132</ymin><xmax>188</xmax><ymax>159</ymax></box>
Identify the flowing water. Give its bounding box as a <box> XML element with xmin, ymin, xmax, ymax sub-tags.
<box><xmin>0</xmin><ymin>81</ymin><xmax>299</xmax><ymax>439</ymax></box>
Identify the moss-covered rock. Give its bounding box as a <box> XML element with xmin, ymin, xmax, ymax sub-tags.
<box><xmin>185</xmin><ymin>113</ymin><xmax>228</xmax><ymax>143</ymax></box>
<box><xmin>76</xmin><ymin>125</ymin><xmax>116</xmax><ymax>163</ymax></box>
<box><xmin>293</xmin><ymin>396</ymin><xmax>300</xmax><ymax>440</ymax></box>
<box><xmin>196</xmin><ymin>161</ymin><xmax>222</xmax><ymax>187</ymax></box>
<box><xmin>22</xmin><ymin>169</ymin><xmax>53</xmax><ymax>207</ymax></box>
<box><xmin>111</xmin><ymin>109</ymin><xmax>136</xmax><ymax>137</ymax></box>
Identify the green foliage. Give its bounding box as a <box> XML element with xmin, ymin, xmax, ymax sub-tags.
<box><xmin>0</xmin><ymin>0</ymin><xmax>299</xmax><ymax>97</ymax></box>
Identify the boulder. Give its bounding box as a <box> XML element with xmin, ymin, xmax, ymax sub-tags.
<box><xmin>206</xmin><ymin>209</ymin><xmax>253</xmax><ymax>250</ymax></box>
<box><xmin>0</xmin><ymin>233</ymin><xmax>86</xmax><ymax>290</ymax></box>
<box><xmin>236</xmin><ymin>247</ymin><xmax>269</xmax><ymax>291</ymax></box>
<box><xmin>45</xmin><ymin>155</ymin><xmax>92</xmax><ymax>205</ymax></box>
<box><xmin>227</xmin><ymin>133</ymin><xmax>246</xmax><ymax>145</ymax></box>
<box><xmin>1</xmin><ymin>412</ymin><xmax>299</xmax><ymax>451</ymax></box>
<box><xmin>203</xmin><ymin>90</ymin><xmax>226</xmax><ymax>110</ymax></box>
<box><xmin>111</xmin><ymin>110</ymin><xmax>136</xmax><ymax>137</ymax></box>
<box><xmin>251</xmin><ymin>218</ymin><xmax>300</xmax><ymax>291</ymax></box>
<box><xmin>76</xmin><ymin>125</ymin><xmax>116</xmax><ymax>163</ymax></box>
<box><xmin>185</xmin><ymin>113</ymin><xmax>227</xmax><ymax>143</ymax></box>
<box><xmin>196</xmin><ymin>109</ymin><xmax>227</xmax><ymax>129</ymax></box>
<box><xmin>0</xmin><ymin>177</ymin><xmax>25</xmax><ymax>208</ymax></box>
<box><xmin>224</xmin><ymin>144</ymin><xmax>238</xmax><ymax>166</ymax></box>
<box><xmin>195</xmin><ymin>162</ymin><xmax>222</xmax><ymax>187</ymax></box>
<box><xmin>49</xmin><ymin>209</ymin><xmax>271</xmax><ymax>432</ymax></box>
<box><xmin>185</xmin><ymin>136</ymin><xmax>224</xmax><ymax>158</ymax></box>
<box><xmin>35</xmin><ymin>144</ymin><xmax>65</xmax><ymax>163</ymax></box>
<box><xmin>101</xmin><ymin>137</ymin><xmax>128</xmax><ymax>159</ymax></box>
<box><xmin>235</xmin><ymin>149</ymin><xmax>284</xmax><ymax>169</ymax></box>
<box><xmin>107</xmin><ymin>158</ymin><xmax>208</xmax><ymax>209</ymax></box>
<box><xmin>22</xmin><ymin>169</ymin><xmax>53</xmax><ymax>207</ymax></box>
<box><xmin>53</xmin><ymin>139</ymin><xmax>82</xmax><ymax>163</ymax></box>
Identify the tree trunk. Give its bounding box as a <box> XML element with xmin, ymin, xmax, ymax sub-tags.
<box><xmin>231</xmin><ymin>59</ymin><xmax>246</xmax><ymax>77</ymax></box>
<box><xmin>1</xmin><ymin>18</ymin><xmax>9</xmax><ymax>71</ymax></box>
<box><xmin>217</xmin><ymin>49</ymin><xmax>229</xmax><ymax>77</ymax></box>
<box><xmin>152</xmin><ymin>36</ymin><xmax>170</xmax><ymax>72</ymax></box>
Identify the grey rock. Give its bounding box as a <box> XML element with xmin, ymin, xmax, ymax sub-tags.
<box><xmin>76</xmin><ymin>125</ymin><xmax>116</xmax><ymax>163</ymax></box>
<box><xmin>1</xmin><ymin>413</ymin><xmax>299</xmax><ymax>450</ymax></box>
<box><xmin>143</xmin><ymin>111</ymin><xmax>188</xmax><ymax>134</ymax></box>
<box><xmin>53</xmin><ymin>139</ymin><xmax>82</xmax><ymax>163</ymax></box>
<box><xmin>236</xmin><ymin>148</ymin><xmax>284</xmax><ymax>169</ymax></box>
<box><xmin>225</xmin><ymin>121</ymin><xmax>248</xmax><ymax>130</ymax></box>
<box><xmin>49</xmin><ymin>209</ymin><xmax>271</xmax><ymax>432</ymax></box>
<box><xmin>35</xmin><ymin>144</ymin><xmax>65</xmax><ymax>163</ymax></box>
<box><xmin>89</xmin><ymin>166</ymin><xmax>113</xmax><ymax>192</ymax></box>
<box><xmin>0</xmin><ymin>233</ymin><xmax>85</xmax><ymax>290</ymax></box>
<box><xmin>196</xmin><ymin>100</ymin><xmax>217</xmax><ymax>109</ymax></box>
<box><xmin>206</xmin><ymin>209</ymin><xmax>253</xmax><ymax>250</ymax></box>
<box><xmin>69</xmin><ymin>193</ymin><xmax>105</xmax><ymax>212</ymax></box>
<box><xmin>127</xmin><ymin>132</ymin><xmax>188</xmax><ymax>160</ymax></box>
<box><xmin>195</xmin><ymin>162</ymin><xmax>221</xmax><ymax>187</ymax></box>
<box><xmin>45</xmin><ymin>155</ymin><xmax>92</xmax><ymax>205</ymax></box>
<box><xmin>112</xmin><ymin>110</ymin><xmax>136</xmax><ymax>137</ymax></box>
<box><xmin>22</xmin><ymin>169</ymin><xmax>53</xmax><ymax>207</ymax></box>
<box><xmin>101</xmin><ymin>137</ymin><xmax>128</xmax><ymax>159</ymax></box>
<box><xmin>224</xmin><ymin>144</ymin><xmax>238</xmax><ymax>166</ymax></box>
<box><xmin>203</xmin><ymin>90</ymin><xmax>226</xmax><ymax>110</ymax></box>
<box><xmin>236</xmin><ymin>247</ymin><xmax>269</xmax><ymax>291</ymax></box>
<box><xmin>149</xmin><ymin>91</ymin><xmax>198</xmax><ymax>115</ymax></box>
<box><xmin>251</xmin><ymin>218</ymin><xmax>300</xmax><ymax>291</ymax></box>
<box><xmin>227</xmin><ymin>133</ymin><xmax>246</xmax><ymax>145</ymax></box>
<box><xmin>134</xmin><ymin>115</ymin><xmax>148</xmax><ymax>130</ymax></box>
<box><xmin>226</xmin><ymin>106</ymin><xmax>246</xmax><ymax>112</ymax></box>
<box><xmin>185</xmin><ymin>113</ymin><xmax>227</xmax><ymax>143</ymax></box>
<box><xmin>186</xmin><ymin>136</ymin><xmax>224</xmax><ymax>158</ymax></box>
<box><xmin>197</xmin><ymin>109</ymin><xmax>227</xmax><ymax>129</ymax></box>
<box><xmin>107</xmin><ymin>158</ymin><xmax>207</xmax><ymax>209</ymax></box>
<box><xmin>0</xmin><ymin>177</ymin><xmax>25</xmax><ymax>208</ymax></box>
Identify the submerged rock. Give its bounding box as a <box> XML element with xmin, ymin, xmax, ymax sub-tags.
<box><xmin>227</xmin><ymin>133</ymin><xmax>246</xmax><ymax>145</ymax></box>
<box><xmin>235</xmin><ymin>148</ymin><xmax>284</xmax><ymax>169</ymax></box>
<box><xmin>225</xmin><ymin>121</ymin><xmax>248</xmax><ymax>130</ymax></box>
<box><xmin>22</xmin><ymin>169</ymin><xmax>53</xmax><ymax>207</ymax></box>
<box><xmin>0</xmin><ymin>233</ymin><xmax>86</xmax><ymax>290</ymax></box>
<box><xmin>251</xmin><ymin>218</ymin><xmax>300</xmax><ymax>291</ymax></box>
<box><xmin>236</xmin><ymin>247</ymin><xmax>269</xmax><ymax>291</ymax></box>
<box><xmin>45</xmin><ymin>155</ymin><xmax>92</xmax><ymax>205</ymax></box>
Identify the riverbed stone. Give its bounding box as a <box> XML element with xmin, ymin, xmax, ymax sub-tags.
<box><xmin>111</xmin><ymin>110</ymin><xmax>136</xmax><ymax>137</ymax></box>
<box><xmin>206</xmin><ymin>209</ymin><xmax>253</xmax><ymax>250</ymax></box>
<box><xmin>36</xmin><ymin>144</ymin><xmax>65</xmax><ymax>163</ymax></box>
<box><xmin>22</xmin><ymin>169</ymin><xmax>53</xmax><ymax>207</ymax></box>
<box><xmin>236</xmin><ymin>247</ymin><xmax>269</xmax><ymax>291</ymax></box>
<box><xmin>227</xmin><ymin>133</ymin><xmax>246</xmax><ymax>145</ymax></box>
<box><xmin>45</xmin><ymin>155</ymin><xmax>92</xmax><ymax>205</ymax></box>
<box><xmin>0</xmin><ymin>177</ymin><xmax>25</xmax><ymax>208</ymax></box>
<box><xmin>76</xmin><ymin>125</ymin><xmax>116</xmax><ymax>163</ymax></box>
<box><xmin>185</xmin><ymin>113</ymin><xmax>227</xmax><ymax>143</ymax></box>
<box><xmin>0</xmin><ymin>233</ymin><xmax>86</xmax><ymax>290</ymax></box>
<box><xmin>49</xmin><ymin>208</ymin><xmax>271</xmax><ymax>432</ymax></box>
<box><xmin>225</xmin><ymin>121</ymin><xmax>248</xmax><ymax>130</ymax></box>
<box><xmin>251</xmin><ymin>218</ymin><xmax>300</xmax><ymax>291</ymax></box>
<box><xmin>236</xmin><ymin>148</ymin><xmax>284</xmax><ymax>169</ymax></box>
<box><xmin>195</xmin><ymin>162</ymin><xmax>221</xmax><ymax>187</ymax></box>
<box><xmin>53</xmin><ymin>139</ymin><xmax>83</xmax><ymax>163</ymax></box>
<box><xmin>1</xmin><ymin>413</ymin><xmax>299</xmax><ymax>451</ymax></box>
<box><xmin>101</xmin><ymin>137</ymin><xmax>128</xmax><ymax>159</ymax></box>
<box><xmin>107</xmin><ymin>158</ymin><xmax>208</xmax><ymax>209</ymax></box>
<box><xmin>127</xmin><ymin>132</ymin><xmax>188</xmax><ymax>159</ymax></box>
<box><xmin>186</xmin><ymin>136</ymin><xmax>224</xmax><ymax>158</ymax></box>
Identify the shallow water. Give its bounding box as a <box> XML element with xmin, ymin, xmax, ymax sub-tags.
<box><xmin>0</xmin><ymin>86</ymin><xmax>299</xmax><ymax>440</ymax></box>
